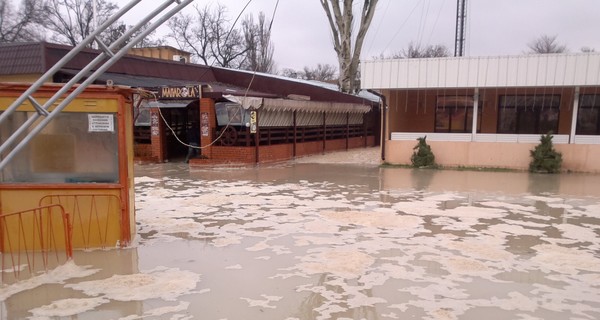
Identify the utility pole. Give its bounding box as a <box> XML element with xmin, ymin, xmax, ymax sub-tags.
<box><xmin>454</xmin><ymin>0</ymin><xmax>466</xmax><ymax>57</ymax></box>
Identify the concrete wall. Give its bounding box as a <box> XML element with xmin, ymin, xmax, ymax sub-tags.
<box><xmin>385</xmin><ymin>140</ymin><xmax>600</xmax><ymax>173</ymax></box>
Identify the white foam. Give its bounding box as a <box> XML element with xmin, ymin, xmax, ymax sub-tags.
<box><xmin>66</xmin><ymin>266</ymin><xmax>200</xmax><ymax>301</ymax></box>
<box><xmin>240</xmin><ymin>294</ymin><xmax>282</xmax><ymax>309</ymax></box>
<box><xmin>0</xmin><ymin>261</ymin><xmax>99</xmax><ymax>301</ymax></box>
<box><xmin>28</xmin><ymin>297</ymin><xmax>109</xmax><ymax>318</ymax></box>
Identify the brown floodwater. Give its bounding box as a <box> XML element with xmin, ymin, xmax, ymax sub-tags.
<box><xmin>2</xmin><ymin>156</ymin><xmax>600</xmax><ymax>320</ymax></box>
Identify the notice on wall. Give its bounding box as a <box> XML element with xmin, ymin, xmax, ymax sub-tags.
<box><xmin>151</xmin><ymin>113</ymin><xmax>160</xmax><ymax>136</ymax></box>
<box><xmin>250</xmin><ymin>111</ymin><xmax>257</xmax><ymax>133</ymax></box>
<box><xmin>88</xmin><ymin>114</ymin><xmax>114</xmax><ymax>132</ymax></box>
<box><xmin>201</xmin><ymin>112</ymin><xmax>209</xmax><ymax>137</ymax></box>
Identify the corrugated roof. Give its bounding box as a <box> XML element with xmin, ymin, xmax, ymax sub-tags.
<box><xmin>361</xmin><ymin>53</ymin><xmax>600</xmax><ymax>89</ymax></box>
<box><xmin>212</xmin><ymin>66</ymin><xmax>380</xmax><ymax>106</ymax></box>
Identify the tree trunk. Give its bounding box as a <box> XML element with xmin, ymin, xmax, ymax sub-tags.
<box><xmin>319</xmin><ymin>0</ymin><xmax>378</xmax><ymax>93</ymax></box>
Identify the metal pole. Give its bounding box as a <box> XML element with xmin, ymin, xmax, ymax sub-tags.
<box><xmin>570</xmin><ymin>87</ymin><xmax>580</xmax><ymax>144</ymax></box>
<box><xmin>0</xmin><ymin>0</ymin><xmax>142</xmax><ymax>125</ymax></box>
<box><xmin>472</xmin><ymin>88</ymin><xmax>479</xmax><ymax>141</ymax></box>
<box><xmin>0</xmin><ymin>0</ymin><xmax>178</xmax><ymax>156</ymax></box>
<box><xmin>0</xmin><ymin>0</ymin><xmax>194</xmax><ymax>171</ymax></box>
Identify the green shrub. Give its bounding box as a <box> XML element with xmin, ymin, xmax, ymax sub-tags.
<box><xmin>411</xmin><ymin>136</ymin><xmax>435</xmax><ymax>168</ymax></box>
<box><xmin>529</xmin><ymin>133</ymin><xmax>562</xmax><ymax>173</ymax></box>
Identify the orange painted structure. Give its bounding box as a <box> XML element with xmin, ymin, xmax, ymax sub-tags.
<box><xmin>0</xmin><ymin>83</ymin><xmax>136</xmax><ymax>254</ymax></box>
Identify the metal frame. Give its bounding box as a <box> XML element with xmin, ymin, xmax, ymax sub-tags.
<box><xmin>0</xmin><ymin>0</ymin><xmax>194</xmax><ymax>171</ymax></box>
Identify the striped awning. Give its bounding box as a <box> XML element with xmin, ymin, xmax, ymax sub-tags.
<box><xmin>224</xmin><ymin>95</ymin><xmax>371</xmax><ymax>114</ymax></box>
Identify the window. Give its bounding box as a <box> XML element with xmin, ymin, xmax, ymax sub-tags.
<box><xmin>577</xmin><ymin>94</ymin><xmax>600</xmax><ymax>135</ymax></box>
<box><xmin>0</xmin><ymin>112</ymin><xmax>119</xmax><ymax>183</ymax></box>
<box><xmin>497</xmin><ymin>95</ymin><xmax>560</xmax><ymax>134</ymax></box>
<box><xmin>435</xmin><ymin>96</ymin><xmax>481</xmax><ymax>133</ymax></box>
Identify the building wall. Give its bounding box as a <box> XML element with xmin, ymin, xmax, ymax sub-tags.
<box><xmin>128</xmin><ymin>47</ymin><xmax>191</xmax><ymax>62</ymax></box>
<box><xmin>385</xmin><ymin>140</ymin><xmax>600</xmax><ymax>173</ymax></box>
<box><xmin>191</xmin><ymin>136</ymin><xmax>376</xmax><ymax>165</ymax></box>
<box><xmin>384</xmin><ymin>87</ymin><xmax>579</xmax><ymax>136</ymax></box>
<box><xmin>0</xmin><ymin>74</ymin><xmax>43</xmax><ymax>82</ymax></box>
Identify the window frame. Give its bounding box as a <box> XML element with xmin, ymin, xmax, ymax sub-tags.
<box><xmin>434</xmin><ymin>95</ymin><xmax>482</xmax><ymax>133</ymax></box>
<box><xmin>497</xmin><ymin>94</ymin><xmax>561</xmax><ymax>134</ymax></box>
<box><xmin>577</xmin><ymin>94</ymin><xmax>600</xmax><ymax>135</ymax></box>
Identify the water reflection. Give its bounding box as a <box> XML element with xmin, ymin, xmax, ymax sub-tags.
<box><xmin>380</xmin><ymin>167</ymin><xmax>600</xmax><ymax>197</ymax></box>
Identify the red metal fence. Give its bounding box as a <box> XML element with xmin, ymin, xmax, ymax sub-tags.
<box><xmin>0</xmin><ymin>204</ymin><xmax>72</xmax><ymax>284</ymax></box>
<box><xmin>39</xmin><ymin>194</ymin><xmax>122</xmax><ymax>249</ymax></box>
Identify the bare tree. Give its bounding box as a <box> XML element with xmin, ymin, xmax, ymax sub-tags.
<box><xmin>0</xmin><ymin>0</ymin><xmax>46</xmax><ymax>43</ymax></box>
<box><xmin>281</xmin><ymin>63</ymin><xmax>337</xmax><ymax>81</ymax></box>
<box><xmin>527</xmin><ymin>34</ymin><xmax>567</xmax><ymax>54</ymax></box>
<box><xmin>241</xmin><ymin>12</ymin><xmax>275</xmax><ymax>73</ymax></box>
<box><xmin>167</xmin><ymin>4</ymin><xmax>247</xmax><ymax>68</ymax></box>
<box><xmin>42</xmin><ymin>0</ymin><xmax>118</xmax><ymax>47</ymax></box>
<box><xmin>319</xmin><ymin>0</ymin><xmax>379</xmax><ymax>93</ymax></box>
<box><xmin>377</xmin><ymin>42</ymin><xmax>450</xmax><ymax>59</ymax></box>
<box><xmin>581</xmin><ymin>47</ymin><xmax>596</xmax><ymax>53</ymax></box>
<box><xmin>303</xmin><ymin>63</ymin><xmax>337</xmax><ymax>81</ymax></box>
<box><xmin>39</xmin><ymin>0</ymin><xmax>160</xmax><ymax>49</ymax></box>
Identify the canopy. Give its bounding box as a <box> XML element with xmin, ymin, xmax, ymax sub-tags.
<box><xmin>223</xmin><ymin>95</ymin><xmax>371</xmax><ymax>114</ymax></box>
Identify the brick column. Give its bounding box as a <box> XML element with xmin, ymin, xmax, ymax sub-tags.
<box><xmin>150</xmin><ymin>107</ymin><xmax>166</xmax><ymax>162</ymax></box>
<box><xmin>200</xmin><ymin>98</ymin><xmax>216</xmax><ymax>158</ymax></box>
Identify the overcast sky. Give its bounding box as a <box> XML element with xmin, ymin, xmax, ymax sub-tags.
<box><xmin>115</xmin><ymin>0</ymin><xmax>600</xmax><ymax>71</ymax></box>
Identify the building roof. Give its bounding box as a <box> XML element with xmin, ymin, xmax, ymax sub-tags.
<box><xmin>361</xmin><ymin>53</ymin><xmax>600</xmax><ymax>90</ymax></box>
<box><xmin>0</xmin><ymin>42</ymin><xmax>46</xmax><ymax>75</ymax></box>
<box><xmin>0</xmin><ymin>41</ymin><xmax>379</xmax><ymax>109</ymax></box>
<box><xmin>0</xmin><ymin>42</ymin><xmax>217</xmax><ymax>82</ymax></box>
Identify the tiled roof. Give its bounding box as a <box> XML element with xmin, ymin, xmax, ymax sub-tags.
<box><xmin>0</xmin><ymin>42</ymin><xmax>45</xmax><ymax>75</ymax></box>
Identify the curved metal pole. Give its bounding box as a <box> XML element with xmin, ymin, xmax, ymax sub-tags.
<box><xmin>0</xmin><ymin>0</ymin><xmax>178</xmax><ymax>156</ymax></box>
<box><xmin>0</xmin><ymin>0</ymin><xmax>194</xmax><ymax>171</ymax></box>
<box><xmin>0</xmin><ymin>0</ymin><xmax>142</xmax><ymax>125</ymax></box>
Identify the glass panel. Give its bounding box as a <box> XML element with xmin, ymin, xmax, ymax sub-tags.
<box><xmin>436</xmin><ymin>96</ymin><xmax>477</xmax><ymax>133</ymax></box>
<box><xmin>577</xmin><ymin>108</ymin><xmax>599</xmax><ymax>135</ymax></box>
<box><xmin>538</xmin><ymin>108</ymin><xmax>560</xmax><ymax>134</ymax></box>
<box><xmin>466</xmin><ymin>108</ymin><xmax>473</xmax><ymax>132</ymax></box>
<box><xmin>580</xmin><ymin>94</ymin><xmax>600</xmax><ymax>108</ymax></box>
<box><xmin>450</xmin><ymin>108</ymin><xmax>467</xmax><ymax>132</ymax></box>
<box><xmin>435</xmin><ymin>107</ymin><xmax>450</xmax><ymax>132</ymax></box>
<box><xmin>518</xmin><ymin>109</ymin><xmax>537</xmax><ymax>134</ymax></box>
<box><xmin>1</xmin><ymin>112</ymin><xmax>119</xmax><ymax>183</ymax></box>
<box><xmin>498</xmin><ymin>95</ymin><xmax>560</xmax><ymax>134</ymax></box>
<box><xmin>498</xmin><ymin>108</ymin><xmax>516</xmax><ymax>133</ymax></box>
<box><xmin>135</xmin><ymin>107</ymin><xmax>151</xmax><ymax>126</ymax></box>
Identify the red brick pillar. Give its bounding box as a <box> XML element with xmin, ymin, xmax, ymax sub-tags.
<box><xmin>200</xmin><ymin>98</ymin><xmax>216</xmax><ymax>158</ymax></box>
<box><xmin>150</xmin><ymin>107</ymin><xmax>166</xmax><ymax>162</ymax></box>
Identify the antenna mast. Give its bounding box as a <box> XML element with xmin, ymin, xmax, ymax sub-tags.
<box><xmin>454</xmin><ymin>0</ymin><xmax>467</xmax><ymax>57</ymax></box>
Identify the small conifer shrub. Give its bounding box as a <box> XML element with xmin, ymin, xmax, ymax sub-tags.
<box><xmin>529</xmin><ymin>133</ymin><xmax>562</xmax><ymax>173</ymax></box>
<box><xmin>411</xmin><ymin>136</ymin><xmax>435</xmax><ymax>168</ymax></box>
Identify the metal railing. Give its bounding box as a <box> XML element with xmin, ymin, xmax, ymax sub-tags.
<box><xmin>39</xmin><ymin>194</ymin><xmax>123</xmax><ymax>249</ymax></box>
<box><xmin>0</xmin><ymin>204</ymin><xmax>72</xmax><ymax>284</ymax></box>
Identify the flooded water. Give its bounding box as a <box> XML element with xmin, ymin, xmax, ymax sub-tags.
<box><xmin>2</xmin><ymin>148</ymin><xmax>600</xmax><ymax>320</ymax></box>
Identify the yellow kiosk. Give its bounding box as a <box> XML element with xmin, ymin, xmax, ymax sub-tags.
<box><xmin>0</xmin><ymin>83</ymin><xmax>136</xmax><ymax>261</ymax></box>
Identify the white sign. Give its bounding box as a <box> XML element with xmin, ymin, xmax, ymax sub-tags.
<box><xmin>88</xmin><ymin>114</ymin><xmax>114</xmax><ymax>132</ymax></box>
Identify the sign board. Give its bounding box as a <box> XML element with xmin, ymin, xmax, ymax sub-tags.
<box><xmin>88</xmin><ymin>114</ymin><xmax>114</xmax><ymax>132</ymax></box>
<box><xmin>201</xmin><ymin>112</ymin><xmax>209</xmax><ymax>137</ymax></box>
<box><xmin>151</xmin><ymin>113</ymin><xmax>160</xmax><ymax>136</ymax></box>
<box><xmin>158</xmin><ymin>85</ymin><xmax>201</xmax><ymax>99</ymax></box>
<box><xmin>250</xmin><ymin>111</ymin><xmax>257</xmax><ymax>133</ymax></box>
